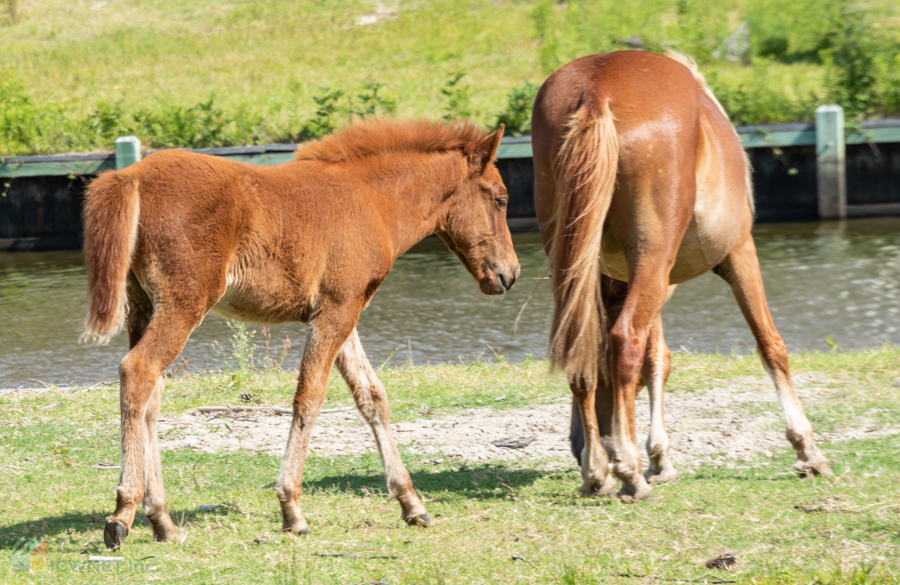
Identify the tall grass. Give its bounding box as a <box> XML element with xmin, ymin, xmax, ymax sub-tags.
<box><xmin>2</xmin><ymin>0</ymin><xmax>899</xmax><ymax>155</ymax></box>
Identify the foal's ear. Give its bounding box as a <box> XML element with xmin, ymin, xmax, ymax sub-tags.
<box><xmin>470</xmin><ymin>124</ymin><xmax>505</xmax><ymax>174</ymax></box>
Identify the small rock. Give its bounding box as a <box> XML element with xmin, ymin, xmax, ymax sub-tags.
<box><xmin>705</xmin><ymin>553</ymin><xmax>736</xmax><ymax>570</ymax></box>
<box><xmin>253</xmin><ymin>537</ymin><xmax>268</xmax><ymax>544</ymax></box>
<box><xmin>491</xmin><ymin>436</ymin><xmax>536</xmax><ymax>449</ymax></box>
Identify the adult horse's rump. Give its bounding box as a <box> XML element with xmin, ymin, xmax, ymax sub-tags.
<box><xmin>532</xmin><ymin>51</ymin><xmax>830</xmax><ymax>502</ymax></box>
<box><xmin>83</xmin><ymin>120</ymin><xmax>520</xmax><ymax>549</ymax></box>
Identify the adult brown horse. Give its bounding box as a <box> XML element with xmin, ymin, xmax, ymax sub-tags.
<box><xmin>82</xmin><ymin>120</ymin><xmax>519</xmax><ymax>550</ymax></box>
<box><xmin>532</xmin><ymin>50</ymin><xmax>831</xmax><ymax>502</ymax></box>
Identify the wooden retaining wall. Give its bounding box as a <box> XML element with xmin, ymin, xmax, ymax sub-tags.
<box><xmin>2</xmin><ymin>111</ymin><xmax>900</xmax><ymax>251</ymax></box>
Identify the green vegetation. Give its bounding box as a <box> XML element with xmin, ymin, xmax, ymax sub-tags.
<box><xmin>2</xmin><ymin>0</ymin><xmax>900</xmax><ymax>155</ymax></box>
<box><xmin>1</xmin><ymin>347</ymin><xmax>899</xmax><ymax>583</ymax></box>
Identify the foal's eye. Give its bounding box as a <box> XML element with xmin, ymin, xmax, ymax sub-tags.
<box><xmin>495</xmin><ymin>197</ymin><xmax>508</xmax><ymax>208</ymax></box>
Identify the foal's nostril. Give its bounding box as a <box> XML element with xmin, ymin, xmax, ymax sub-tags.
<box><xmin>498</xmin><ymin>270</ymin><xmax>514</xmax><ymax>291</ymax></box>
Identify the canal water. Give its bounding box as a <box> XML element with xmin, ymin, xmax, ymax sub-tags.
<box><xmin>1</xmin><ymin>217</ymin><xmax>898</xmax><ymax>388</ymax></box>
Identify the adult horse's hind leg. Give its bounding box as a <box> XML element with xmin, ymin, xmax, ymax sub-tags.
<box><xmin>715</xmin><ymin>235</ymin><xmax>832</xmax><ymax>476</ymax></box>
<box><xmin>105</xmin><ymin>305</ymin><xmax>206</xmax><ymax>550</ymax></box>
<box><xmin>571</xmin><ymin>301</ymin><xmax>678</xmax><ymax>485</ymax></box>
<box><xmin>335</xmin><ymin>329</ymin><xmax>429</xmax><ymax>526</ymax></box>
<box><xmin>569</xmin><ymin>276</ymin><xmax>626</xmax><ymax>468</ymax></box>
<box><xmin>642</xmin><ymin>310</ymin><xmax>677</xmax><ymax>484</ymax></box>
<box><xmin>570</xmin><ymin>377</ymin><xmax>617</xmax><ymax>496</ymax></box>
<box><xmin>607</xmin><ymin>262</ymin><xmax>673</xmax><ymax>502</ymax></box>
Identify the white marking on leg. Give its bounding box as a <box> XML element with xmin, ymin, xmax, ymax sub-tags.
<box><xmin>646</xmin><ymin>351</ymin><xmax>669</xmax><ymax>463</ymax></box>
<box><xmin>761</xmin><ymin>359</ymin><xmax>822</xmax><ymax>465</ymax></box>
<box><xmin>338</xmin><ymin>329</ymin><xmax>425</xmax><ymax>518</ymax></box>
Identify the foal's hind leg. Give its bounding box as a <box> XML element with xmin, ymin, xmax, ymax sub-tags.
<box><xmin>715</xmin><ymin>235</ymin><xmax>832</xmax><ymax>476</ymax></box>
<box><xmin>335</xmin><ymin>328</ymin><xmax>429</xmax><ymax>526</ymax></box>
<box><xmin>642</xmin><ymin>310</ymin><xmax>677</xmax><ymax>484</ymax></box>
<box><xmin>125</xmin><ymin>279</ymin><xmax>178</xmax><ymax>543</ymax></box>
<box><xmin>105</xmin><ymin>304</ymin><xmax>205</xmax><ymax>550</ymax></box>
<box><xmin>277</xmin><ymin>308</ymin><xmax>360</xmax><ymax>534</ymax></box>
<box><xmin>143</xmin><ymin>377</ymin><xmax>177</xmax><ymax>541</ymax></box>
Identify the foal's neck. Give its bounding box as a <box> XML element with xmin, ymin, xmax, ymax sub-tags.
<box><xmin>350</xmin><ymin>151</ymin><xmax>464</xmax><ymax>259</ymax></box>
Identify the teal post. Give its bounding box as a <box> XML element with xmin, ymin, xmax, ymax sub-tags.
<box><xmin>115</xmin><ymin>136</ymin><xmax>142</xmax><ymax>170</ymax></box>
<box><xmin>815</xmin><ymin>105</ymin><xmax>846</xmax><ymax>220</ymax></box>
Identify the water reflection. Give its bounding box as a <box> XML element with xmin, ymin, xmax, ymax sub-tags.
<box><xmin>1</xmin><ymin>218</ymin><xmax>898</xmax><ymax>387</ymax></box>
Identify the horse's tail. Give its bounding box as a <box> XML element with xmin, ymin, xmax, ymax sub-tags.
<box><xmin>81</xmin><ymin>171</ymin><xmax>141</xmax><ymax>344</ymax></box>
<box><xmin>548</xmin><ymin>98</ymin><xmax>618</xmax><ymax>387</ymax></box>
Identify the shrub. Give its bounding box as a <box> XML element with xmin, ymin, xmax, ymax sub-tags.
<box><xmin>820</xmin><ymin>3</ymin><xmax>892</xmax><ymax>121</ymax></box>
<box><xmin>0</xmin><ymin>78</ymin><xmax>69</xmax><ymax>156</ymax></box>
<box><xmin>494</xmin><ymin>82</ymin><xmax>539</xmax><ymax>136</ymax></box>
<box><xmin>441</xmin><ymin>71</ymin><xmax>471</xmax><ymax>121</ymax></box>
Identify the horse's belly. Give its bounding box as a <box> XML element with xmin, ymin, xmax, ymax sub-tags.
<box><xmin>211</xmin><ymin>278</ymin><xmax>310</xmax><ymax>324</ymax></box>
<box><xmin>598</xmin><ymin>219</ymin><xmax>737</xmax><ymax>285</ymax></box>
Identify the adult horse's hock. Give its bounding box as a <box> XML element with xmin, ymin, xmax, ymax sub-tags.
<box><xmin>83</xmin><ymin>120</ymin><xmax>519</xmax><ymax>550</ymax></box>
<box><xmin>532</xmin><ymin>51</ymin><xmax>831</xmax><ymax>502</ymax></box>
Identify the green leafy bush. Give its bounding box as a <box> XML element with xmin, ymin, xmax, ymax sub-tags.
<box><xmin>441</xmin><ymin>71</ymin><xmax>471</xmax><ymax>121</ymax></box>
<box><xmin>494</xmin><ymin>82</ymin><xmax>539</xmax><ymax>136</ymax></box>
<box><xmin>0</xmin><ymin>78</ymin><xmax>76</xmax><ymax>156</ymax></box>
<box><xmin>3</xmin><ymin>0</ymin><xmax>900</xmax><ymax>155</ymax></box>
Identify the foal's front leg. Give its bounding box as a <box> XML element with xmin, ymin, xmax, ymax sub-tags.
<box><xmin>276</xmin><ymin>312</ymin><xmax>357</xmax><ymax>534</ymax></box>
<box><xmin>335</xmin><ymin>328</ymin><xmax>429</xmax><ymax>526</ymax></box>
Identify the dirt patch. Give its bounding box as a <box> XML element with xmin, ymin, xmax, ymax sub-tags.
<box><xmin>157</xmin><ymin>374</ymin><xmax>897</xmax><ymax>470</ymax></box>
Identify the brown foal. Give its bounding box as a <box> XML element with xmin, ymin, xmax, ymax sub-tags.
<box><xmin>533</xmin><ymin>50</ymin><xmax>831</xmax><ymax>502</ymax></box>
<box><xmin>82</xmin><ymin>120</ymin><xmax>519</xmax><ymax>550</ymax></box>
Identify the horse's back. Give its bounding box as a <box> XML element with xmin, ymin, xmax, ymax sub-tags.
<box><xmin>116</xmin><ymin>149</ymin><xmax>382</xmax><ymax>323</ymax></box>
<box><xmin>532</xmin><ymin>51</ymin><xmax>703</xmax><ymax>253</ymax></box>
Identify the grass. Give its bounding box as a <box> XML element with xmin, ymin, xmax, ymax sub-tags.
<box><xmin>1</xmin><ymin>347</ymin><xmax>899</xmax><ymax>583</ymax></box>
<box><xmin>2</xmin><ymin>0</ymin><xmax>900</xmax><ymax>155</ymax></box>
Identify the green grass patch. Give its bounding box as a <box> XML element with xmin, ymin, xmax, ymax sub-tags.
<box><xmin>2</xmin><ymin>0</ymin><xmax>900</xmax><ymax>155</ymax></box>
<box><xmin>1</xmin><ymin>348</ymin><xmax>899</xmax><ymax>583</ymax></box>
<box><xmin>1</xmin><ymin>429</ymin><xmax>899</xmax><ymax>583</ymax></box>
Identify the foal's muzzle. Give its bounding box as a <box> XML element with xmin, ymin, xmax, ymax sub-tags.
<box><xmin>498</xmin><ymin>265</ymin><xmax>520</xmax><ymax>291</ymax></box>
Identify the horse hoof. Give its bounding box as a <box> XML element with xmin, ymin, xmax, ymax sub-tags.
<box><xmin>104</xmin><ymin>519</ymin><xmax>128</xmax><ymax>551</ymax></box>
<box><xmin>645</xmin><ymin>468</ymin><xmax>677</xmax><ymax>485</ymax></box>
<box><xmin>152</xmin><ymin>528</ymin><xmax>176</xmax><ymax>543</ymax></box>
<box><xmin>282</xmin><ymin>523</ymin><xmax>311</xmax><ymax>535</ymax></box>
<box><xmin>580</xmin><ymin>483</ymin><xmax>616</xmax><ymax>497</ymax></box>
<box><xmin>795</xmin><ymin>459</ymin><xmax>833</xmax><ymax>478</ymax></box>
<box><xmin>580</xmin><ymin>475</ymin><xmax>617</xmax><ymax>497</ymax></box>
<box><xmin>617</xmin><ymin>483</ymin><xmax>653</xmax><ymax>503</ymax></box>
<box><xmin>405</xmin><ymin>513</ymin><xmax>430</xmax><ymax>528</ymax></box>
<box><xmin>151</xmin><ymin>517</ymin><xmax>178</xmax><ymax>543</ymax></box>
<box><xmin>618</xmin><ymin>492</ymin><xmax>654</xmax><ymax>504</ymax></box>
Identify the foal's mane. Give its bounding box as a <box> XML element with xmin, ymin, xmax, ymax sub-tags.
<box><xmin>294</xmin><ymin>119</ymin><xmax>488</xmax><ymax>163</ymax></box>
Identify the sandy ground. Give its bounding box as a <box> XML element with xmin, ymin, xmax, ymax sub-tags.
<box><xmin>158</xmin><ymin>373</ymin><xmax>898</xmax><ymax>471</ymax></box>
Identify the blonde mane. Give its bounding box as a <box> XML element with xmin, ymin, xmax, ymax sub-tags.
<box><xmin>294</xmin><ymin>119</ymin><xmax>488</xmax><ymax>163</ymax></box>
